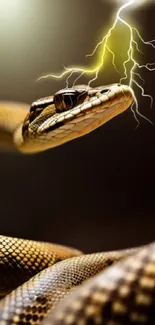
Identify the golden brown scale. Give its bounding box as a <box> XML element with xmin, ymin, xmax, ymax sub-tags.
<box><xmin>48</xmin><ymin>243</ymin><xmax>155</xmax><ymax>325</ymax></box>
<box><xmin>0</xmin><ymin>242</ymin><xmax>140</xmax><ymax>325</ymax></box>
<box><xmin>0</xmin><ymin>86</ymin><xmax>152</xmax><ymax>324</ymax></box>
<box><xmin>22</xmin><ymin>102</ymin><xmax>55</xmax><ymax>138</ymax></box>
<box><xmin>0</xmin><ymin>235</ymin><xmax>82</xmax><ymax>297</ymax></box>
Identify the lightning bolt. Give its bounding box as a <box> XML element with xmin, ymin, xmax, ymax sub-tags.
<box><xmin>38</xmin><ymin>0</ymin><xmax>155</xmax><ymax>126</ymax></box>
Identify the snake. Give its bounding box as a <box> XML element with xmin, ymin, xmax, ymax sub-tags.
<box><xmin>0</xmin><ymin>84</ymin><xmax>133</xmax><ymax>153</ymax></box>
<box><xmin>0</xmin><ymin>83</ymin><xmax>154</xmax><ymax>324</ymax></box>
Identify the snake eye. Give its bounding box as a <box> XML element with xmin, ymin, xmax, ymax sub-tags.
<box><xmin>54</xmin><ymin>92</ymin><xmax>77</xmax><ymax>112</ymax></box>
<box><xmin>100</xmin><ymin>88</ymin><xmax>110</xmax><ymax>94</ymax></box>
<box><xmin>54</xmin><ymin>89</ymin><xmax>87</xmax><ymax>113</ymax></box>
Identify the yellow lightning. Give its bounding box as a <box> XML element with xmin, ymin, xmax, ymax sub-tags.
<box><xmin>38</xmin><ymin>0</ymin><xmax>155</xmax><ymax>125</ymax></box>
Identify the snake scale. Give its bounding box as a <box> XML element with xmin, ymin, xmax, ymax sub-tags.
<box><xmin>0</xmin><ymin>83</ymin><xmax>154</xmax><ymax>324</ymax></box>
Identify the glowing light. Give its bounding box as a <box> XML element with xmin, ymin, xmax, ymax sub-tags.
<box><xmin>0</xmin><ymin>0</ymin><xmax>24</xmax><ymax>22</ymax></box>
<box><xmin>0</xmin><ymin>0</ymin><xmax>20</xmax><ymax>10</ymax></box>
<box><xmin>39</xmin><ymin>0</ymin><xmax>155</xmax><ymax>125</ymax></box>
<box><xmin>116</xmin><ymin>0</ymin><xmax>146</xmax><ymax>8</ymax></box>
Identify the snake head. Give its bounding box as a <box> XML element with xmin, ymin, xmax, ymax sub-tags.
<box><xmin>18</xmin><ymin>84</ymin><xmax>134</xmax><ymax>153</ymax></box>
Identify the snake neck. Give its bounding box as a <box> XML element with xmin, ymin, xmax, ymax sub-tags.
<box><xmin>0</xmin><ymin>101</ymin><xmax>29</xmax><ymax>150</ymax></box>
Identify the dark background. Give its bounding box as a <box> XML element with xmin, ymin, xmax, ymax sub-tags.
<box><xmin>0</xmin><ymin>0</ymin><xmax>155</xmax><ymax>253</ymax></box>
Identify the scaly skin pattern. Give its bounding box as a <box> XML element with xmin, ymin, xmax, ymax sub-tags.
<box><xmin>0</xmin><ymin>235</ymin><xmax>82</xmax><ymax>297</ymax></box>
<box><xmin>0</xmin><ymin>237</ymin><xmax>141</xmax><ymax>325</ymax></box>
<box><xmin>48</xmin><ymin>243</ymin><xmax>155</xmax><ymax>325</ymax></box>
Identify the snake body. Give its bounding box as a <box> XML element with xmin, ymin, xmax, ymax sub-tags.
<box><xmin>1</xmin><ymin>84</ymin><xmax>154</xmax><ymax>324</ymax></box>
<box><xmin>49</xmin><ymin>243</ymin><xmax>155</xmax><ymax>325</ymax></box>
<box><xmin>0</xmin><ymin>236</ymin><xmax>82</xmax><ymax>298</ymax></box>
<box><xmin>0</xmin><ymin>236</ymin><xmax>143</xmax><ymax>325</ymax></box>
